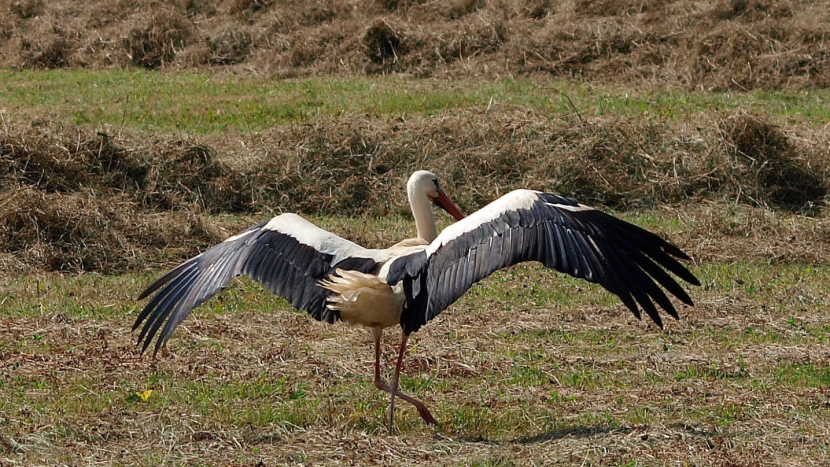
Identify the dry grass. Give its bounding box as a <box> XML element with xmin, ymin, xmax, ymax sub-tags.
<box><xmin>2</xmin><ymin>250</ymin><xmax>830</xmax><ymax>465</ymax></box>
<box><xmin>0</xmin><ymin>120</ymin><xmax>252</xmax><ymax>211</ymax></box>
<box><xmin>363</xmin><ymin>20</ymin><xmax>406</xmax><ymax>73</ymax></box>
<box><xmin>1</xmin><ymin>0</ymin><xmax>829</xmax><ymax>89</ymax></box>
<box><xmin>0</xmin><ymin>120</ymin><xmax>248</xmax><ymax>273</ymax></box>
<box><xmin>0</xmin><ymin>187</ymin><xmax>222</xmax><ymax>274</ymax></box>
<box><xmin>123</xmin><ymin>12</ymin><xmax>192</xmax><ymax>69</ymax></box>
<box><xmin>2</xmin><ymin>106</ymin><xmax>829</xmax><ymax>273</ymax></box>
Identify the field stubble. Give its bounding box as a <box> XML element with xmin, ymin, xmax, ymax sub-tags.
<box><xmin>1</xmin><ymin>256</ymin><xmax>829</xmax><ymax>465</ymax></box>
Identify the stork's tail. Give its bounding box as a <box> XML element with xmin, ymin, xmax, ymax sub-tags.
<box><xmin>319</xmin><ymin>269</ymin><xmax>389</xmax><ymax>311</ymax></box>
<box><xmin>318</xmin><ymin>269</ymin><xmax>405</xmax><ymax>328</ymax></box>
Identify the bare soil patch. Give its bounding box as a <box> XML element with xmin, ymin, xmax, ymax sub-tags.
<box><xmin>1</xmin><ymin>0</ymin><xmax>829</xmax><ymax>90</ymax></box>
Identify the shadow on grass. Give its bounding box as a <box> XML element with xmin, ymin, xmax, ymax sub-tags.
<box><xmin>512</xmin><ymin>424</ymin><xmax>634</xmax><ymax>444</ymax></box>
<box><xmin>458</xmin><ymin>424</ymin><xmax>632</xmax><ymax>445</ymax></box>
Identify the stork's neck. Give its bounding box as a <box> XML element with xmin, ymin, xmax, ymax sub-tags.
<box><xmin>409</xmin><ymin>188</ymin><xmax>437</xmax><ymax>242</ymax></box>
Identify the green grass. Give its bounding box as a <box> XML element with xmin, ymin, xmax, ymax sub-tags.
<box><xmin>3</xmin><ymin>69</ymin><xmax>830</xmax><ymax>134</ymax></box>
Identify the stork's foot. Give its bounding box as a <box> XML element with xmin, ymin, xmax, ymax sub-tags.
<box><xmin>411</xmin><ymin>399</ymin><xmax>437</xmax><ymax>425</ymax></box>
<box><xmin>374</xmin><ymin>378</ymin><xmax>438</xmax><ymax>425</ymax></box>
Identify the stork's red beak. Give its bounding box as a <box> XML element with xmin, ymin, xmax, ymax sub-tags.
<box><xmin>434</xmin><ymin>190</ymin><xmax>465</xmax><ymax>221</ymax></box>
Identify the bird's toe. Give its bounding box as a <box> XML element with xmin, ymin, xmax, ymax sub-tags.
<box><xmin>417</xmin><ymin>405</ymin><xmax>438</xmax><ymax>425</ymax></box>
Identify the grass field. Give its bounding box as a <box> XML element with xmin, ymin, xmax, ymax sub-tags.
<box><xmin>3</xmin><ymin>65</ymin><xmax>830</xmax><ymax>465</ymax></box>
<box><xmin>3</xmin><ymin>205</ymin><xmax>830</xmax><ymax>466</ymax></box>
<box><xmin>3</xmin><ymin>254</ymin><xmax>830</xmax><ymax>465</ymax></box>
<box><xmin>4</xmin><ymin>70</ymin><xmax>830</xmax><ymax>133</ymax></box>
<box><xmin>5</xmin><ymin>1</ymin><xmax>830</xmax><ymax>464</ymax></box>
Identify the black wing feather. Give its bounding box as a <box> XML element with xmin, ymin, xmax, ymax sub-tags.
<box><xmin>136</xmin><ymin>266</ymin><xmax>200</xmax><ymax>347</ymax></box>
<box><xmin>133</xmin><ymin>214</ymin><xmax>378</xmax><ymax>355</ymax></box>
<box><xmin>391</xmin><ymin>190</ymin><xmax>699</xmax><ymax>334</ymax></box>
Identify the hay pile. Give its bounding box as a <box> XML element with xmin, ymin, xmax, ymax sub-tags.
<box><xmin>2</xmin><ymin>111</ymin><xmax>827</xmax><ymax>273</ymax></box>
<box><xmin>0</xmin><ymin>121</ymin><xmax>252</xmax><ymax>212</ymax></box>
<box><xmin>0</xmin><ymin>188</ymin><xmax>218</xmax><ymax>273</ymax></box>
<box><xmin>0</xmin><ymin>120</ymin><xmax>240</xmax><ymax>273</ymax></box>
<box><xmin>1</xmin><ymin>0</ymin><xmax>828</xmax><ymax>90</ymax></box>
<box><xmin>243</xmin><ymin>110</ymin><xmax>829</xmax><ymax>214</ymax></box>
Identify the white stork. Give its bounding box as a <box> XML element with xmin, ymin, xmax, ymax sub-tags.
<box><xmin>133</xmin><ymin>170</ymin><xmax>700</xmax><ymax>432</ymax></box>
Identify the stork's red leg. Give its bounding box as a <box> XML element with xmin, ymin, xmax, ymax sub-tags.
<box><xmin>387</xmin><ymin>332</ymin><xmax>407</xmax><ymax>433</ymax></box>
<box><xmin>369</xmin><ymin>329</ymin><xmax>436</xmax><ymax>431</ymax></box>
<box><xmin>388</xmin><ymin>389</ymin><xmax>436</xmax><ymax>426</ymax></box>
<box><xmin>371</xmin><ymin>328</ymin><xmax>385</xmax><ymax>391</ymax></box>
<box><xmin>385</xmin><ymin>331</ymin><xmax>437</xmax><ymax>433</ymax></box>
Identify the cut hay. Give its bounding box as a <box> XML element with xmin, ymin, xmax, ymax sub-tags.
<box><xmin>10</xmin><ymin>0</ymin><xmax>44</xmax><ymax>19</ymax></box>
<box><xmin>22</xmin><ymin>38</ymin><xmax>75</xmax><ymax>69</ymax></box>
<box><xmin>723</xmin><ymin>114</ymin><xmax>827</xmax><ymax>211</ymax></box>
<box><xmin>209</xmin><ymin>29</ymin><xmax>254</xmax><ymax>66</ymax></box>
<box><xmin>0</xmin><ymin>121</ymin><xmax>252</xmax><ymax>213</ymax></box>
<box><xmin>0</xmin><ymin>121</ymin><xmax>243</xmax><ymax>272</ymax></box>
<box><xmin>362</xmin><ymin>19</ymin><xmax>405</xmax><ymax>72</ymax></box>
<box><xmin>0</xmin><ymin>188</ymin><xmax>221</xmax><ymax>273</ymax></box>
<box><xmin>2</xmin><ymin>110</ymin><xmax>828</xmax><ymax>273</ymax></box>
<box><xmin>124</xmin><ymin>13</ymin><xmax>192</xmax><ymax>69</ymax></box>
<box><xmin>1</xmin><ymin>0</ymin><xmax>829</xmax><ymax>89</ymax></box>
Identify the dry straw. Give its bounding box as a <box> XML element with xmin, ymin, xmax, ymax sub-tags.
<box><xmin>0</xmin><ymin>0</ymin><xmax>826</xmax><ymax>89</ymax></box>
<box><xmin>2</xmin><ymin>110</ymin><xmax>828</xmax><ymax>273</ymax></box>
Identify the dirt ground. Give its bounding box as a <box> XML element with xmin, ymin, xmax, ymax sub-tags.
<box><xmin>1</xmin><ymin>0</ymin><xmax>829</xmax><ymax>90</ymax></box>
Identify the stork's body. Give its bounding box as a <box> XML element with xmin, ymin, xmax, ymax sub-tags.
<box><xmin>133</xmin><ymin>171</ymin><xmax>700</xmax><ymax>432</ymax></box>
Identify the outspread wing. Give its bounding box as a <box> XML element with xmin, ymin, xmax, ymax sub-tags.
<box><xmin>133</xmin><ymin>213</ymin><xmax>382</xmax><ymax>354</ymax></box>
<box><xmin>386</xmin><ymin>190</ymin><xmax>700</xmax><ymax>334</ymax></box>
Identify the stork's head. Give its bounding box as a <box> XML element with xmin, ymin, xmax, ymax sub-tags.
<box><xmin>407</xmin><ymin>170</ymin><xmax>465</xmax><ymax>221</ymax></box>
